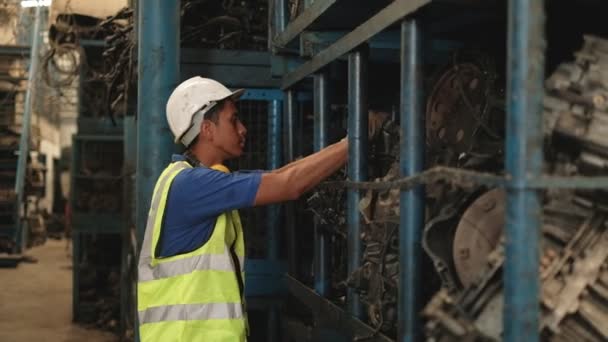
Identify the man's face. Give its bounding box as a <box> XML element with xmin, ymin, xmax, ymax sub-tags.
<box><xmin>210</xmin><ymin>100</ymin><xmax>247</xmax><ymax>159</ymax></box>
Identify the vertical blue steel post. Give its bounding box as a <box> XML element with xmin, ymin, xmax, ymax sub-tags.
<box><xmin>505</xmin><ymin>0</ymin><xmax>545</xmax><ymax>340</ymax></box>
<box><xmin>267</xmin><ymin>100</ymin><xmax>282</xmax><ymax>260</ymax></box>
<box><xmin>313</xmin><ymin>71</ymin><xmax>329</xmax><ymax>296</ymax></box>
<box><xmin>135</xmin><ymin>0</ymin><xmax>180</xmax><ymax>245</ymax></box>
<box><xmin>274</xmin><ymin>0</ymin><xmax>287</xmax><ymax>35</ymax></box>
<box><xmin>398</xmin><ymin>19</ymin><xmax>424</xmax><ymax>342</ymax></box>
<box><xmin>135</xmin><ymin>2</ymin><xmax>179</xmax><ymax>340</ymax></box>
<box><xmin>284</xmin><ymin>90</ymin><xmax>297</xmax><ymax>275</ymax></box>
<box><xmin>14</xmin><ymin>5</ymin><xmax>42</xmax><ymax>252</ymax></box>
<box><xmin>347</xmin><ymin>46</ymin><xmax>368</xmax><ymax>318</ymax></box>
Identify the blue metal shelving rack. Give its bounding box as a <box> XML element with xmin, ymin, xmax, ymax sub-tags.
<box><xmin>134</xmin><ymin>0</ymin><xmax>608</xmax><ymax>340</ymax></box>
<box><xmin>70</xmin><ymin>133</ymin><xmax>124</xmax><ymax>322</ymax></box>
<box><xmin>268</xmin><ymin>0</ymin><xmax>575</xmax><ymax>341</ymax></box>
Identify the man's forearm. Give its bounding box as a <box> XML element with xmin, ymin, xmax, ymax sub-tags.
<box><xmin>279</xmin><ymin>139</ymin><xmax>347</xmax><ymax>195</ymax></box>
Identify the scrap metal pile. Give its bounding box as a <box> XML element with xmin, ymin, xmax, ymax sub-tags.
<box><xmin>308</xmin><ymin>51</ymin><xmax>506</xmax><ymax>337</ymax></box>
<box><xmin>309</xmin><ymin>37</ymin><xmax>608</xmax><ymax>341</ymax></box>
<box><xmin>423</xmin><ymin>35</ymin><xmax>608</xmax><ymax>342</ymax></box>
<box><xmin>181</xmin><ymin>0</ymin><xmax>268</xmax><ymax>50</ymax></box>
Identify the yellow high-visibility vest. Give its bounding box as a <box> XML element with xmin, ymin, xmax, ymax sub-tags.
<box><xmin>137</xmin><ymin>161</ymin><xmax>247</xmax><ymax>342</ymax></box>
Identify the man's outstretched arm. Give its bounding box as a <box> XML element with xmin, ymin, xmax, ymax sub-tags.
<box><xmin>254</xmin><ymin>139</ymin><xmax>347</xmax><ymax>206</ymax></box>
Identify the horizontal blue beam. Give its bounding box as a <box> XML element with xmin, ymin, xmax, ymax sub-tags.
<box><xmin>301</xmin><ymin>31</ymin><xmax>461</xmax><ymax>56</ymax></box>
<box><xmin>239</xmin><ymin>89</ymin><xmax>312</xmax><ymax>102</ymax></box>
<box><xmin>281</xmin><ymin>0</ymin><xmax>430</xmax><ymax>89</ymax></box>
<box><xmin>0</xmin><ymin>45</ymin><xmax>30</xmax><ymax>56</ymax></box>
<box><xmin>273</xmin><ymin>0</ymin><xmax>339</xmax><ymax>48</ymax></box>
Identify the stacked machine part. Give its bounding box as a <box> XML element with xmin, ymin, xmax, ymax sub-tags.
<box><xmin>422</xmin><ymin>36</ymin><xmax>608</xmax><ymax>341</ymax></box>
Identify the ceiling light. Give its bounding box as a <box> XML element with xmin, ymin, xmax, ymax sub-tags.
<box><xmin>21</xmin><ymin>0</ymin><xmax>52</xmax><ymax>7</ymax></box>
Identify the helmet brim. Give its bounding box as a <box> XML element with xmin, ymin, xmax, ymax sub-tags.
<box><xmin>224</xmin><ymin>88</ymin><xmax>245</xmax><ymax>102</ymax></box>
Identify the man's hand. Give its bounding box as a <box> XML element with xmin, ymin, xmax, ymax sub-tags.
<box><xmin>368</xmin><ymin>110</ymin><xmax>391</xmax><ymax>140</ymax></box>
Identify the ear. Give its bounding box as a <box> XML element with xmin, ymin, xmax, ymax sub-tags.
<box><xmin>200</xmin><ymin>120</ymin><xmax>214</xmax><ymax>141</ymax></box>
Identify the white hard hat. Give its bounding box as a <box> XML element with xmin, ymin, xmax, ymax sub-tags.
<box><xmin>166</xmin><ymin>76</ymin><xmax>244</xmax><ymax>146</ymax></box>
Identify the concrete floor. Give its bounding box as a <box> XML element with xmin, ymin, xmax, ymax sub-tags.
<box><xmin>0</xmin><ymin>239</ymin><xmax>119</xmax><ymax>342</ymax></box>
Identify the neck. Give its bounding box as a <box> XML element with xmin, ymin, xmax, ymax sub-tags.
<box><xmin>189</xmin><ymin>143</ymin><xmax>225</xmax><ymax>167</ymax></box>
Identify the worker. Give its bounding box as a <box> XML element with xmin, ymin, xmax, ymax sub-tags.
<box><xmin>137</xmin><ymin>76</ymin><xmax>389</xmax><ymax>341</ymax></box>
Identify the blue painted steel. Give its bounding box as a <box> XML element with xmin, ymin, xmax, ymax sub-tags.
<box><xmin>313</xmin><ymin>72</ymin><xmax>329</xmax><ymax>296</ymax></box>
<box><xmin>267</xmin><ymin>100</ymin><xmax>282</xmax><ymax>260</ymax></box>
<box><xmin>281</xmin><ymin>0</ymin><xmax>430</xmax><ymax>90</ymax></box>
<box><xmin>242</xmin><ymin>89</ymin><xmax>284</xmax><ymax>101</ymax></box>
<box><xmin>14</xmin><ymin>5</ymin><xmax>42</xmax><ymax>252</ymax></box>
<box><xmin>347</xmin><ymin>47</ymin><xmax>368</xmax><ymax>318</ymax></box>
<box><xmin>240</xmin><ymin>88</ymin><xmax>313</xmax><ymax>102</ymax></box>
<box><xmin>398</xmin><ymin>19</ymin><xmax>424</xmax><ymax>342</ymax></box>
<box><xmin>0</xmin><ymin>45</ymin><xmax>30</xmax><ymax>56</ymax></box>
<box><xmin>274</xmin><ymin>0</ymin><xmax>339</xmax><ymax>48</ymax></box>
<box><xmin>135</xmin><ymin>0</ymin><xmax>180</xmax><ymax>246</ymax></box>
<box><xmin>274</xmin><ymin>0</ymin><xmax>288</xmax><ymax>35</ymax></box>
<box><xmin>505</xmin><ymin>0</ymin><xmax>544</xmax><ymax>340</ymax></box>
<box><xmin>244</xmin><ymin>260</ymin><xmax>288</xmax><ymax>296</ymax></box>
<box><xmin>284</xmin><ymin>90</ymin><xmax>297</xmax><ymax>275</ymax></box>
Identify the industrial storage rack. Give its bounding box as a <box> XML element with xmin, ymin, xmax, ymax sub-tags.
<box><xmin>70</xmin><ymin>132</ymin><xmax>125</xmax><ymax>328</ymax></box>
<box><xmin>0</xmin><ymin>44</ymin><xmax>34</xmax><ymax>258</ymax></box>
<box><xmin>266</xmin><ymin>0</ymin><xmax>608</xmax><ymax>341</ymax></box>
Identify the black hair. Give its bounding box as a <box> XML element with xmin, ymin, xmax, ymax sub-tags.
<box><xmin>204</xmin><ymin>100</ymin><xmax>226</xmax><ymax>124</ymax></box>
<box><xmin>186</xmin><ymin>100</ymin><xmax>226</xmax><ymax>150</ymax></box>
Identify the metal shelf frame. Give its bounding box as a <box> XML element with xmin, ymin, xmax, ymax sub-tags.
<box><xmin>70</xmin><ymin>133</ymin><xmax>125</xmax><ymax>324</ymax></box>
<box><xmin>132</xmin><ymin>0</ymin><xmax>608</xmax><ymax>340</ymax></box>
<box><xmin>268</xmin><ymin>0</ymin><xmax>603</xmax><ymax>341</ymax></box>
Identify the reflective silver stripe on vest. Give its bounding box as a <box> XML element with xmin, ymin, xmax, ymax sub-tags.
<box><xmin>139</xmin><ymin>247</ymin><xmax>237</xmax><ymax>282</ymax></box>
<box><xmin>139</xmin><ymin>162</ymin><xmax>190</xmax><ymax>262</ymax></box>
<box><xmin>138</xmin><ymin>302</ymin><xmax>244</xmax><ymax>324</ymax></box>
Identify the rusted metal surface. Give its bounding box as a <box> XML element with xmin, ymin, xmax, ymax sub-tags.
<box><xmin>423</xmin><ymin>35</ymin><xmax>608</xmax><ymax>342</ymax></box>
<box><xmin>452</xmin><ymin>189</ymin><xmax>505</xmax><ymax>288</ymax></box>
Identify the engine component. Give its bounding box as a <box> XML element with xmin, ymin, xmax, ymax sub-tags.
<box><xmin>423</xmin><ymin>52</ymin><xmax>506</xmax><ymax>295</ymax></box>
<box><xmin>423</xmin><ymin>197</ymin><xmax>605</xmax><ymax>341</ymax></box>
<box><xmin>306</xmin><ymin>51</ymin><xmax>508</xmax><ymax>337</ymax></box>
<box><xmin>425</xmin><ymin>51</ymin><xmax>504</xmax><ymax>171</ymax></box>
<box><xmin>452</xmin><ymin>189</ymin><xmax>504</xmax><ymax>288</ymax></box>
<box><xmin>424</xmin><ymin>35</ymin><xmax>608</xmax><ymax>342</ymax></box>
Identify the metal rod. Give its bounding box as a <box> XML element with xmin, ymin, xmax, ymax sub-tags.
<box><xmin>268</xmin><ymin>308</ymin><xmax>279</xmax><ymax>342</ymax></box>
<box><xmin>504</xmin><ymin>0</ymin><xmax>545</xmax><ymax>340</ymax></box>
<box><xmin>275</xmin><ymin>0</ymin><xmax>288</xmax><ymax>34</ymax></box>
<box><xmin>284</xmin><ymin>90</ymin><xmax>297</xmax><ymax>275</ymax></box>
<box><xmin>347</xmin><ymin>46</ymin><xmax>368</xmax><ymax>317</ymax></box>
<box><xmin>287</xmin><ymin>275</ymin><xmax>394</xmax><ymax>342</ymax></box>
<box><xmin>313</xmin><ymin>71</ymin><xmax>330</xmax><ymax>296</ymax></box>
<box><xmin>399</xmin><ymin>19</ymin><xmax>424</xmax><ymax>342</ymax></box>
<box><xmin>268</xmin><ymin>100</ymin><xmax>282</xmax><ymax>260</ymax></box>
<box><xmin>14</xmin><ymin>5</ymin><xmax>42</xmax><ymax>252</ymax></box>
<box><xmin>136</xmin><ymin>0</ymin><xmax>180</xmax><ymax>248</ymax></box>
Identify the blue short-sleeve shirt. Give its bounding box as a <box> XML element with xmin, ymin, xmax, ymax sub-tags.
<box><xmin>157</xmin><ymin>154</ymin><xmax>262</xmax><ymax>257</ymax></box>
